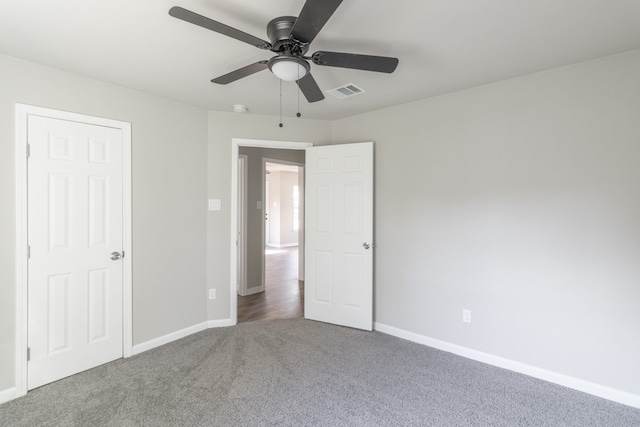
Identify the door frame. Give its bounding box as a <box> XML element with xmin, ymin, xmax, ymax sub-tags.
<box><xmin>263</xmin><ymin>157</ymin><xmax>305</xmax><ymax>249</ymax></box>
<box><xmin>14</xmin><ymin>104</ymin><xmax>133</xmax><ymax>398</ymax></box>
<box><xmin>230</xmin><ymin>138</ymin><xmax>312</xmax><ymax>324</ymax></box>
<box><xmin>236</xmin><ymin>154</ymin><xmax>248</xmax><ymax>296</ymax></box>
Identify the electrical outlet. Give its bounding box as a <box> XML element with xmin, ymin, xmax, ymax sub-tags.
<box><xmin>209</xmin><ymin>289</ymin><xmax>216</xmax><ymax>300</ymax></box>
<box><xmin>462</xmin><ymin>309</ymin><xmax>471</xmax><ymax>323</ymax></box>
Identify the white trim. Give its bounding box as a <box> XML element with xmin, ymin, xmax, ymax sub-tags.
<box><xmin>239</xmin><ymin>285</ymin><xmax>265</xmax><ymax>297</ymax></box>
<box><xmin>15</xmin><ymin>104</ymin><xmax>29</xmax><ymax>398</ymax></box>
<box><xmin>132</xmin><ymin>322</ymin><xmax>208</xmax><ymax>356</ymax></box>
<box><xmin>132</xmin><ymin>320</ymin><xmax>234</xmax><ymax>356</ymax></box>
<box><xmin>0</xmin><ymin>387</ymin><xmax>17</xmax><ymax>405</ymax></box>
<box><xmin>207</xmin><ymin>319</ymin><xmax>234</xmax><ymax>328</ymax></box>
<box><xmin>267</xmin><ymin>243</ymin><xmax>299</xmax><ymax>248</ymax></box>
<box><xmin>230</xmin><ymin>139</ymin><xmax>312</xmax><ymax>326</ymax></box>
<box><xmin>374</xmin><ymin>322</ymin><xmax>640</xmax><ymax>409</ymax></box>
<box><xmin>237</xmin><ymin>154</ymin><xmax>248</xmax><ymax>296</ymax></box>
<box><xmin>14</xmin><ymin>104</ymin><xmax>133</xmax><ymax>398</ymax></box>
<box><xmin>121</xmin><ymin>123</ymin><xmax>133</xmax><ymax>358</ymax></box>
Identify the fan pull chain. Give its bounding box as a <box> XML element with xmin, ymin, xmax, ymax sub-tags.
<box><xmin>296</xmin><ymin>67</ymin><xmax>301</xmax><ymax>118</ymax></box>
<box><xmin>279</xmin><ymin>79</ymin><xmax>283</xmax><ymax>128</ymax></box>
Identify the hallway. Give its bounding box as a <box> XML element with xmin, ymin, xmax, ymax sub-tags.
<box><xmin>237</xmin><ymin>246</ymin><xmax>304</xmax><ymax>323</ymax></box>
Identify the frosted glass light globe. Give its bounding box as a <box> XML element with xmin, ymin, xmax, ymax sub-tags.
<box><xmin>269</xmin><ymin>57</ymin><xmax>309</xmax><ymax>81</ymax></box>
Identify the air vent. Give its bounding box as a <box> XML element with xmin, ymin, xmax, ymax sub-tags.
<box><xmin>325</xmin><ymin>83</ymin><xmax>366</xmax><ymax>99</ymax></box>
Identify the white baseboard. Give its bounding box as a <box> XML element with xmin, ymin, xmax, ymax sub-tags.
<box><xmin>131</xmin><ymin>319</ymin><xmax>237</xmax><ymax>356</ymax></box>
<box><xmin>240</xmin><ymin>285</ymin><xmax>264</xmax><ymax>296</ymax></box>
<box><xmin>0</xmin><ymin>387</ymin><xmax>17</xmax><ymax>405</ymax></box>
<box><xmin>208</xmin><ymin>318</ymin><xmax>235</xmax><ymax>328</ymax></box>
<box><xmin>278</xmin><ymin>243</ymin><xmax>299</xmax><ymax>248</ymax></box>
<box><xmin>374</xmin><ymin>322</ymin><xmax>640</xmax><ymax>409</ymax></box>
<box><xmin>266</xmin><ymin>243</ymin><xmax>298</xmax><ymax>249</ymax></box>
<box><xmin>132</xmin><ymin>321</ymin><xmax>208</xmax><ymax>356</ymax></box>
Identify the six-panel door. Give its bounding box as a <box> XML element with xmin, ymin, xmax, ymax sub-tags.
<box><xmin>27</xmin><ymin>115</ymin><xmax>124</xmax><ymax>389</ymax></box>
<box><xmin>304</xmin><ymin>142</ymin><xmax>373</xmax><ymax>331</ymax></box>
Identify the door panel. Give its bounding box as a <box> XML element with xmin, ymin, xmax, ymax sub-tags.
<box><xmin>305</xmin><ymin>142</ymin><xmax>373</xmax><ymax>331</ymax></box>
<box><xmin>27</xmin><ymin>115</ymin><xmax>123</xmax><ymax>390</ymax></box>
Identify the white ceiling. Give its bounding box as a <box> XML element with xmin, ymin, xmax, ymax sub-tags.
<box><xmin>1</xmin><ymin>0</ymin><xmax>639</xmax><ymax>120</ymax></box>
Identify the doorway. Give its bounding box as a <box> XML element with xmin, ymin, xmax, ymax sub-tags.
<box><xmin>231</xmin><ymin>139</ymin><xmax>374</xmax><ymax>331</ymax></box>
<box><xmin>237</xmin><ymin>155</ymin><xmax>305</xmax><ymax>322</ymax></box>
<box><xmin>230</xmin><ymin>139</ymin><xmax>311</xmax><ymax>324</ymax></box>
<box><xmin>238</xmin><ymin>160</ymin><xmax>304</xmax><ymax>322</ymax></box>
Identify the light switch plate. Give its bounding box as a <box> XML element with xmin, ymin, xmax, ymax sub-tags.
<box><xmin>208</xmin><ymin>199</ymin><xmax>221</xmax><ymax>211</ymax></box>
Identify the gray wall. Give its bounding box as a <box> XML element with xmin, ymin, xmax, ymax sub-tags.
<box><xmin>331</xmin><ymin>50</ymin><xmax>640</xmax><ymax>395</ymax></box>
<box><xmin>238</xmin><ymin>147</ymin><xmax>304</xmax><ymax>291</ymax></box>
<box><xmin>207</xmin><ymin>112</ymin><xmax>331</xmax><ymax>319</ymax></box>
<box><xmin>0</xmin><ymin>54</ymin><xmax>208</xmax><ymax>390</ymax></box>
<box><xmin>2</xmin><ymin>47</ymin><xmax>639</xmax><ymax>401</ymax></box>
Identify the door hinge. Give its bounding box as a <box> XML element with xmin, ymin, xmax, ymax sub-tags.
<box><xmin>26</xmin><ymin>144</ymin><xmax>30</xmax><ymax>158</ymax></box>
<box><xmin>27</xmin><ymin>245</ymin><xmax>31</xmax><ymax>259</ymax></box>
<box><xmin>122</xmin><ymin>250</ymin><xmax>125</xmax><ymax>258</ymax></box>
<box><xmin>27</xmin><ymin>347</ymin><xmax>31</xmax><ymax>361</ymax></box>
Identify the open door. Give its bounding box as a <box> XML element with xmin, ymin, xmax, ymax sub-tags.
<box><xmin>304</xmin><ymin>142</ymin><xmax>373</xmax><ymax>331</ymax></box>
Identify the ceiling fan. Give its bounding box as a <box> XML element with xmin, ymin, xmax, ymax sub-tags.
<box><xmin>169</xmin><ymin>0</ymin><xmax>399</xmax><ymax>103</ymax></box>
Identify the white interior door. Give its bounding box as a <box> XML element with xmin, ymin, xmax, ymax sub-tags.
<box><xmin>304</xmin><ymin>142</ymin><xmax>373</xmax><ymax>331</ymax></box>
<box><xmin>27</xmin><ymin>115</ymin><xmax>124</xmax><ymax>390</ymax></box>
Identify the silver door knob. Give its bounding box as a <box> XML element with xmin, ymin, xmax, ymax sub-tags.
<box><xmin>110</xmin><ymin>252</ymin><xmax>122</xmax><ymax>260</ymax></box>
<box><xmin>363</xmin><ymin>242</ymin><xmax>371</xmax><ymax>250</ymax></box>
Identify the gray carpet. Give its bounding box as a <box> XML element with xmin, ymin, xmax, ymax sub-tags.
<box><xmin>1</xmin><ymin>319</ymin><xmax>639</xmax><ymax>426</ymax></box>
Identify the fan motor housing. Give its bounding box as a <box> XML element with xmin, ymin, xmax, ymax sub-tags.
<box><xmin>267</xmin><ymin>16</ymin><xmax>309</xmax><ymax>55</ymax></box>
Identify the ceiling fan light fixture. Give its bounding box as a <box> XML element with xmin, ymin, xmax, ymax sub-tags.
<box><xmin>268</xmin><ymin>55</ymin><xmax>310</xmax><ymax>81</ymax></box>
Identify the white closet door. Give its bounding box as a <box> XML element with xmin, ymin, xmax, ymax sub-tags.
<box><xmin>27</xmin><ymin>115</ymin><xmax>124</xmax><ymax>389</ymax></box>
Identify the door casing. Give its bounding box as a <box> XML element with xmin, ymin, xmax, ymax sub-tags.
<box><xmin>14</xmin><ymin>104</ymin><xmax>133</xmax><ymax>398</ymax></box>
<box><xmin>237</xmin><ymin>154</ymin><xmax>248</xmax><ymax>296</ymax></box>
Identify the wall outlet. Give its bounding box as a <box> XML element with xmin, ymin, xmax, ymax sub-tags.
<box><xmin>209</xmin><ymin>289</ymin><xmax>216</xmax><ymax>300</ymax></box>
<box><xmin>462</xmin><ymin>309</ymin><xmax>471</xmax><ymax>323</ymax></box>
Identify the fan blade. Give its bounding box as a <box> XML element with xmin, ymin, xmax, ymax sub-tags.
<box><xmin>312</xmin><ymin>51</ymin><xmax>399</xmax><ymax>73</ymax></box>
<box><xmin>169</xmin><ymin>6</ymin><xmax>271</xmax><ymax>50</ymax></box>
<box><xmin>296</xmin><ymin>73</ymin><xmax>325</xmax><ymax>103</ymax></box>
<box><xmin>211</xmin><ymin>61</ymin><xmax>269</xmax><ymax>85</ymax></box>
<box><xmin>290</xmin><ymin>0</ymin><xmax>343</xmax><ymax>44</ymax></box>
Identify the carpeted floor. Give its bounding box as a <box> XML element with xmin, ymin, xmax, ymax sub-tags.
<box><xmin>1</xmin><ymin>319</ymin><xmax>639</xmax><ymax>426</ymax></box>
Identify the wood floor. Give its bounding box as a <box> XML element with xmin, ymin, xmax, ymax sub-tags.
<box><xmin>237</xmin><ymin>246</ymin><xmax>304</xmax><ymax>323</ymax></box>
